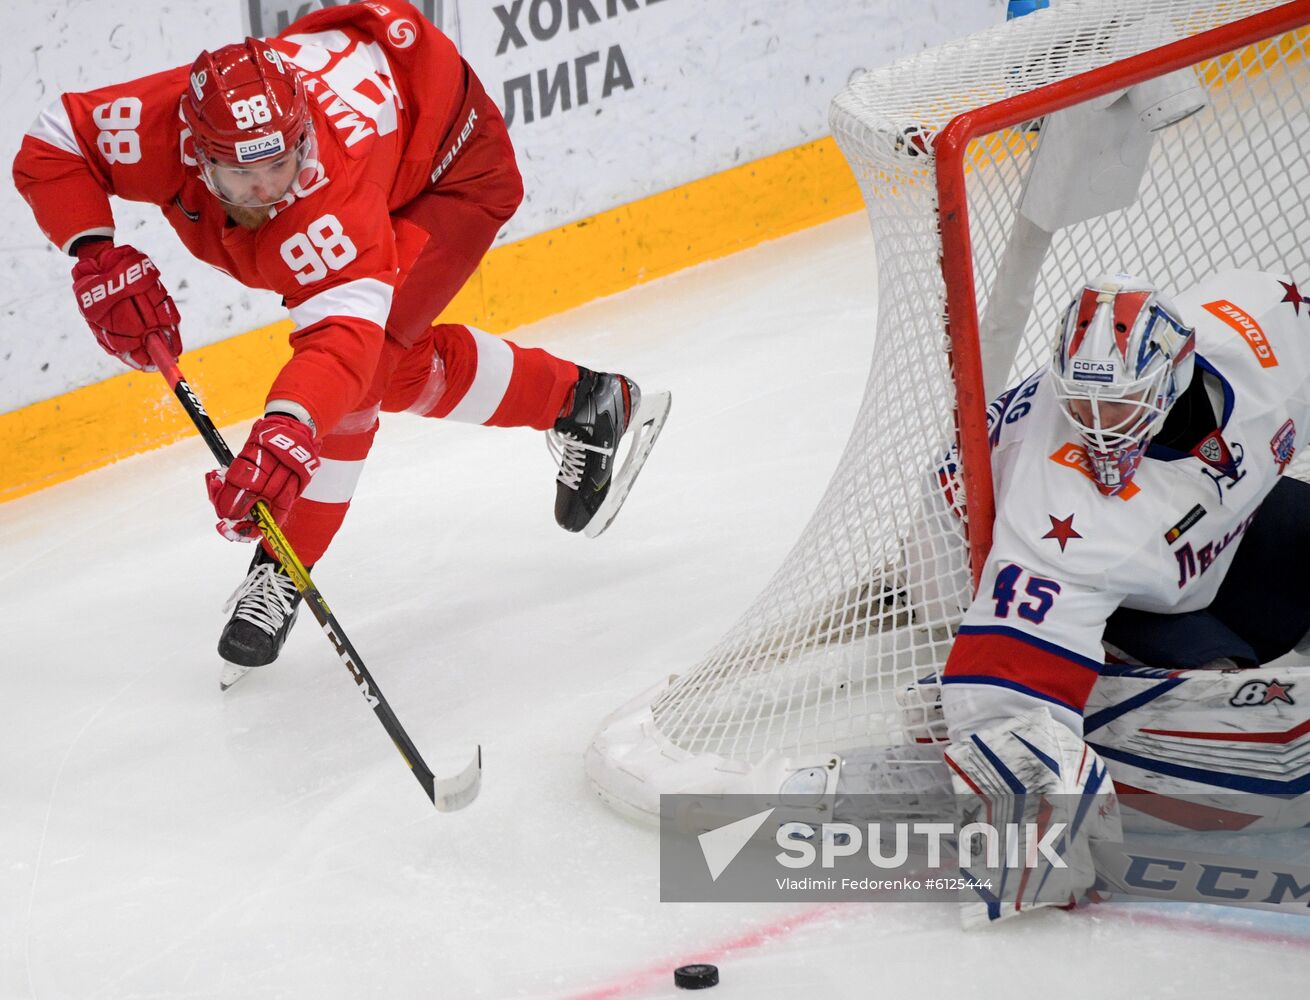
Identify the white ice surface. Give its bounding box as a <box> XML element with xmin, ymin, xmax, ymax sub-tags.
<box><xmin>5</xmin><ymin>215</ymin><xmax>1310</xmax><ymax>999</ymax></box>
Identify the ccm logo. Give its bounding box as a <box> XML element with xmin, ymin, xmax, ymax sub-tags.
<box><xmin>268</xmin><ymin>432</ymin><xmax>319</xmax><ymax>470</ymax></box>
<box><xmin>78</xmin><ymin>260</ymin><xmax>156</xmax><ymax>308</ymax></box>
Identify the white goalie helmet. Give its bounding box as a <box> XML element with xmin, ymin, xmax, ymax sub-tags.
<box><xmin>1051</xmin><ymin>274</ymin><xmax>1196</xmax><ymax>496</ymax></box>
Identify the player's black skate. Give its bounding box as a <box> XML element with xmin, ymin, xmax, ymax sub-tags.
<box><xmin>548</xmin><ymin>366</ymin><xmax>671</xmax><ymax>538</ymax></box>
<box><xmin>217</xmin><ymin>546</ymin><xmax>303</xmax><ymax>686</ymax></box>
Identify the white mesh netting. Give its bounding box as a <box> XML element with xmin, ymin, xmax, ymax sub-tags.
<box><xmin>595</xmin><ymin>0</ymin><xmax>1310</xmax><ymax>786</ymax></box>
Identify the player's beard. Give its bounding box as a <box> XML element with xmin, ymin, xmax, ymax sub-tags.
<box><xmin>227</xmin><ymin>204</ymin><xmax>272</xmax><ymax>230</ymax></box>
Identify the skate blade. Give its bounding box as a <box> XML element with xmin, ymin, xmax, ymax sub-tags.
<box><xmin>219</xmin><ymin>662</ymin><xmax>254</xmax><ymax>691</ymax></box>
<box><xmin>584</xmin><ymin>390</ymin><xmax>672</xmax><ymax>539</ymax></box>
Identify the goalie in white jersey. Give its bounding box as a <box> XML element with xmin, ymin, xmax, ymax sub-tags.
<box><xmin>944</xmin><ymin>269</ymin><xmax>1310</xmax><ymax>738</ymax></box>
<box><xmin>855</xmin><ymin>269</ymin><xmax>1310</xmax><ymax>927</ymax></box>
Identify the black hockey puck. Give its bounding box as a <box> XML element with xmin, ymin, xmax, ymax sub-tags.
<box><xmin>674</xmin><ymin>964</ymin><xmax>719</xmax><ymax>989</ymax></box>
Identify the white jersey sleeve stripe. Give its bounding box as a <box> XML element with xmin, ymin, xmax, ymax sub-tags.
<box><xmin>300</xmin><ymin>457</ymin><xmax>366</xmax><ymax>504</ymax></box>
<box><xmin>27</xmin><ymin>101</ymin><xmax>81</xmax><ymax>156</ymax></box>
<box><xmin>289</xmin><ymin>277</ymin><xmax>393</xmax><ymax>331</ymax></box>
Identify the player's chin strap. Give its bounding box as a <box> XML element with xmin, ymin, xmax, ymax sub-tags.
<box><xmin>143</xmin><ymin>334</ymin><xmax>481</xmax><ymax>812</ymax></box>
<box><xmin>943</xmin><ymin>708</ymin><xmax>1121</xmax><ymax>929</ymax></box>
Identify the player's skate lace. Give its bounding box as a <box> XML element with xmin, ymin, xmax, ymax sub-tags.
<box><xmin>222</xmin><ymin>562</ymin><xmax>299</xmax><ymax>635</ymax></box>
<box><xmin>546</xmin><ymin>431</ymin><xmax>613</xmax><ymax>490</ymax></box>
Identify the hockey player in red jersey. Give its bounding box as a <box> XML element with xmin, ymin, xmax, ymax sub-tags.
<box><xmin>13</xmin><ymin>2</ymin><xmax>670</xmax><ymax>675</ymax></box>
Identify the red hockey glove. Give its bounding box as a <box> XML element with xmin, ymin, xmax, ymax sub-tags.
<box><xmin>206</xmin><ymin>415</ymin><xmax>320</xmax><ymax>541</ymax></box>
<box><xmin>71</xmin><ymin>243</ymin><xmax>182</xmax><ymax>371</ymax></box>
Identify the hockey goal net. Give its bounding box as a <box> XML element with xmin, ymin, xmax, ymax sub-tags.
<box><xmin>589</xmin><ymin>0</ymin><xmax>1310</xmax><ymax>819</ymax></box>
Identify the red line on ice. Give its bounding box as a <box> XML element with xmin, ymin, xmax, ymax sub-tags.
<box><xmin>566</xmin><ymin>901</ymin><xmax>1309</xmax><ymax>999</ymax></box>
<box><xmin>563</xmin><ymin>904</ymin><xmax>842</xmax><ymax>1000</ymax></box>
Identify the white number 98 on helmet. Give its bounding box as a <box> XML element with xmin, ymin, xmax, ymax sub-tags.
<box><xmin>1051</xmin><ymin>274</ymin><xmax>1196</xmax><ymax>496</ymax></box>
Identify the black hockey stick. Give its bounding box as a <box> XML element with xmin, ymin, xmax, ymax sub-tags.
<box><xmin>145</xmin><ymin>334</ymin><xmax>481</xmax><ymax>811</ymax></box>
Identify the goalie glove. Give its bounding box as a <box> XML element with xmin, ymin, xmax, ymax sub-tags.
<box><xmin>943</xmin><ymin>708</ymin><xmax>1120</xmax><ymax>930</ymax></box>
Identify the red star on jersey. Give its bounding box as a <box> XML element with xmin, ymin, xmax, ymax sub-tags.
<box><xmin>1279</xmin><ymin>280</ymin><xmax>1309</xmax><ymax>316</ymax></box>
<box><xmin>1042</xmin><ymin>513</ymin><xmax>1082</xmax><ymax>551</ymax></box>
<box><xmin>1263</xmin><ymin>680</ymin><xmax>1295</xmax><ymax>704</ymax></box>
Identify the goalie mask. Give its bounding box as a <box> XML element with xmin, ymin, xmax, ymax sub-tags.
<box><xmin>1051</xmin><ymin>275</ymin><xmax>1195</xmax><ymax>496</ymax></box>
<box><xmin>181</xmin><ymin>40</ymin><xmax>317</xmax><ymax>208</ymax></box>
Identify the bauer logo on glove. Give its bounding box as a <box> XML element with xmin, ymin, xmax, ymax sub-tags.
<box><xmin>71</xmin><ymin>243</ymin><xmax>182</xmax><ymax>372</ymax></box>
<box><xmin>77</xmin><ymin>256</ymin><xmax>159</xmax><ymax>308</ymax></box>
<box><xmin>206</xmin><ymin>414</ymin><xmax>321</xmax><ymax>540</ymax></box>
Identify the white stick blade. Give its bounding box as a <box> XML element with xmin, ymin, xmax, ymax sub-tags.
<box><xmin>433</xmin><ymin>746</ymin><xmax>483</xmax><ymax>812</ymax></box>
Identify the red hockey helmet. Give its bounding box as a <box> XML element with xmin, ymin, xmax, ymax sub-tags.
<box><xmin>181</xmin><ymin>39</ymin><xmax>317</xmax><ymax>208</ymax></box>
